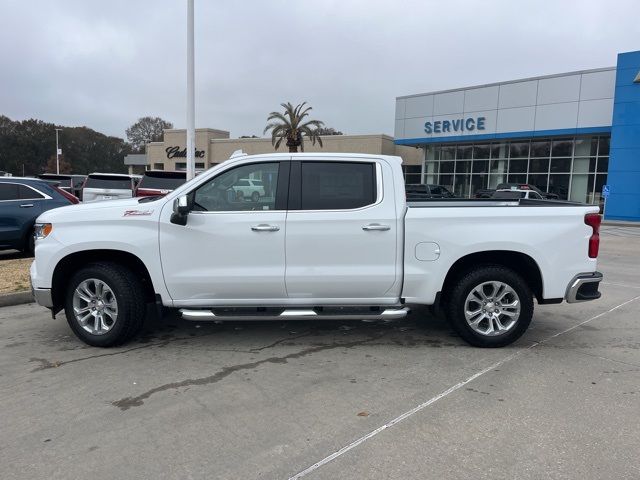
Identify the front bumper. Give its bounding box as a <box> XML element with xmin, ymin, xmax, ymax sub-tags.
<box><xmin>32</xmin><ymin>287</ymin><xmax>53</xmax><ymax>308</ymax></box>
<box><xmin>565</xmin><ymin>272</ymin><xmax>603</xmax><ymax>303</ymax></box>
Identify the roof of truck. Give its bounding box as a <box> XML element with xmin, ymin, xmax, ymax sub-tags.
<box><xmin>227</xmin><ymin>152</ymin><xmax>404</xmax><ymax>164</ymax></box>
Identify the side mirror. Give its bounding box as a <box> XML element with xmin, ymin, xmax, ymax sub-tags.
<box><xmin>170</xmin><ymin>195</ymin><xmax>191</xmax><ymax>226</ymax></box>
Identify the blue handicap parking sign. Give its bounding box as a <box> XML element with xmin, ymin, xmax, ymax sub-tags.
<box><xmin>602</xmin><ymin>185</ymin><xmax>610</xmax><ymax>198</ymax></box>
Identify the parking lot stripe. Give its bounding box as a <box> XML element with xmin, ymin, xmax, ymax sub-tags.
<box><xmin>287</xmin><ymin>294</ymin><xmax>640</xmax><ymax>480</ymax></box>
<box><xmin>601</xmin><ymin>281</ymin><xmax>640</xmax><ymax>290</ymax></box>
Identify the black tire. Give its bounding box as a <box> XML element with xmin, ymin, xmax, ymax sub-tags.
<box><xmin>251</xmin><ymin>191</ymin><xmax>260</xmax><ymax>202</ymax></box>
<box><xmin>444</xmin><ymin>265</ymin><xmax>533</xmax><ymax>348</ymax></box>
<box><xmin>64</xmin><ymin>262</ymin><xmax>146</xmax><ymax>347</ymax></box>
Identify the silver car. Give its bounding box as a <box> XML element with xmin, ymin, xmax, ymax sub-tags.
<box><xmin>82</xmin><ymin>173</ymin><xmax>141</xmax><ymax>203</ymax></box>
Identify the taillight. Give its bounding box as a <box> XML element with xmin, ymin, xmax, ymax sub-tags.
<box><xmin>584</xmin><ymin>213</ymin><xmax>601</xmax><ymax>258</ymax></box>
<box><xmin>54</xmin><ymin>186</ymin><xmax>80</xmax><ymax>204</ymax></box>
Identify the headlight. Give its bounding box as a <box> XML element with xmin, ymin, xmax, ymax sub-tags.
<box><xmin>34</xmin><ymin>223</ymin><xmax>53</xmax><ymax>240</ymax></box>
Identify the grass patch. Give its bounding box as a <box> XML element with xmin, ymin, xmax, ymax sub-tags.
<box><xmin>0</xmin><ymin>258</ymin><xmax>32</xmax><ymax>294</ymax></box>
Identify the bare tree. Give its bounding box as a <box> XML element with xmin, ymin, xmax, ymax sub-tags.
<box><xmin>126</xmin><ymin>117</ymin><xmax>173</xmax><ymax>152</ymax></box>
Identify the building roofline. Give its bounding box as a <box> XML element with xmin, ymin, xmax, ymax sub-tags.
<box><xmin>163</xmin><ymin>128</ymin><xmax>230</xmax><ymax>135</ymax></box>
<box><xmin>396</xmin><ymin>66</ymin><xmax>616</xmax><ymax>100</ymax></box>
<box><xmin>210</xmin><ymin>133</ymin><xmax>395</xmax><ymax>143</ymax></box>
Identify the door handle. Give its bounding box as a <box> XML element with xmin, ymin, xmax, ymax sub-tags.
<box><xmin>19</xmin><ymin>204</ymin><xmax>34</xmax><ymax>208</ymax></box>
<box><xmin>251</xmin><ymin>224</ymin><xmax>280</xmax><ymax>232</ymax></box>
<box><xmin>362</xmin><ymin>223</ymin><xmax>390</xmax><ymax>231</ymax></box>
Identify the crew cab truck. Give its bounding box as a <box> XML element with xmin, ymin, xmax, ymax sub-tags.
<box><xmin>30</xmin><ymin>153</ymin><xmax>603</xmax><ymax>348</ymax></box>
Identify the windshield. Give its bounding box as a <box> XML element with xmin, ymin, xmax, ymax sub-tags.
<box><xmin>85</xmin><ymin>175</ymin><xmax>132</xmax><ymax>190</ymax></box>
<box><xmin>138</xmin><ymin>173</ymin><xmax>186</xmax><ymax>190</ymax></box>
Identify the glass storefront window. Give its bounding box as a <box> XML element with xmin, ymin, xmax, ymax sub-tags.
<box><xmin>454</xmin><ymin>175</ymin><xmax>471</xmax><ymax>197</ymax></box>
<box><xmin>417</xmin><ymin>135</ymin><xmax>610</xmax><ymax>201</ymax></box>
<box><xmin>530</xmin><ymin>141</ymin><xmax>551</xmax><ymax>158</ymax></box>
<box><xmin>548</xmin><ymin>174</ymin><xmax>570</xmax><ymax>200</ymax></box>
<box><xmin>456</xmin><ymin>145</ymin><xmax>472</xmax><ymax>159</ymax></box>
<box><xmin>488</xmin><ymin>174</ymin><xmax>506</xmax><ymax>189</ymax></box>
<box><xmin>471</xmin><ymin>174</ymin><xmax>488</xmax><ymax>196</ymax></box>
<box><xmin>472</xmin><ymin>160</ymin><xmax>489</xmax><ymax>173</ymax></box>
<box><xmin>508</xmin><ymin>174</ymin><xmax>527</xmax><ymax>184</ymax></box>
<box><xmin>439</xmin><ymin>175</ymin><xmax>454</xmax><ymax>189</ymax></box>
<box><xmin>510</xmin><ymin>142</ymin><xmax>529</xmax><ymax>158</ymax></box>
<box><xmin>573</xmin><ymin>157</ymin><xmax>591</xmax><ymax>174</ymax></box>
<box><xmin>552</xmin><ymin>139</ymin><xmax>573</xmax><ymax>157</ymax></box>
<box><xmin>473</xmin><ymin>144</ymin><xmax>490</xmax><ymax>159</ymax></box>
<box><xmin>440</xmin><ymin>161</ymin><xmax>455</xmax><ymax>174</ymax></box>
<box><xmin>441</xmin><ymin>146</ymin><xmax>455</xmax><ymax>160</ymax></box>
<box><xmin>509</xmin><ymin>159</ymin><xmax>528</xmax><ymax>173</ymax></box>
<box><xmin>528</xmin><ymin>174</ymin><xmax>548</xmax><ymax>192</ymax></box>
<box><xmin>491</xmin><ymin>143</ymin><xmax>508</xmax><ymax>159</ymax></box>
<box><xmin>550</xmin><ymin>158</ymin><xmax>572</xmax><ymax>173</ymax></box>
<box><xmin>529</xmin><ymin>158</ymin><xmax>549</xmax><ymax>173</ymax></box>
<box><xmin>569</xmin><ymin>174</ymin><xmax>590</xmax><ymax>203</ymax></box>
<box><xmin>456</xmin><ymin>161</ymin><xmax>472</xmax><ymax>174</ymax></box>
<box><xmin>597</xmin><ymin>157</ymin><xmax>609</xmax><ymax>173</ymax></box>
<box><xmin>425</xmin><ymin>145</ymin><xmax>439</xmax><ymax>161</ymax></box>
<box><xmin>574</xmin><ymin>136</ymin><xmax>598</xmax><ymax>157</ymax></box>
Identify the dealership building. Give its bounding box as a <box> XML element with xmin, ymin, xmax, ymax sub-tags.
<box><xmin>129</xmin><ymin>129</ymin><xmax>422</xmax><ymax>177</ymax></box>
<box><xmin>395</xmin><ymin>50</ymin><xmax>640</xmax><ymax>221</ymax></box>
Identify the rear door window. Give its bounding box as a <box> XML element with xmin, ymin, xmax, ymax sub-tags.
<box><xmin>84</xmin><ymin>176</ymin><xmax>133</xmax><ymax>190</ymax></box>
<box><xmin>300</xmin><ymin>162</ymin><xmax>376</xmax><ymax>210</ymax></box>
<box><xmin>18</xmin><ymin>185</ymin><xmax>44</xmax><ymax>199</ymax></box>
<box><xmin>0</xmin><ymin>183</ymin><xmax>19</xmax><ymax>201</ymax></box>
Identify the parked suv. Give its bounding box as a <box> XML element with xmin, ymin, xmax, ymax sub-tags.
<box><xmin>406</xmin><ymin>184</ymin><xmax>455</xmax><ymax>200</ymax></box>
<box><xmin>492</xmin><ymin>189</ymin><xmax>545</xmax><ymax>200</ymax></box>
<box><xmin>82</xmin><ymin>173</ymin><xmax>141</xmax><ymax>203</ymax></box>
<box><xmin>135</xmin><ymin>171</ymin><xmax>186</xmax><ymax>198</ymax></box>
<box><xmin>495</xmin><ymin>183</ymin><xmax>559</xmax><ymax>200</ymax></box>
<box><xmin>37</xmin><ymin>174</ymin><xmax>86</xmax><ymax>200</ymax></box>
<box><xmin>0</xmin><ymin>177</ymin><xmax>78</xmax><ymax>254</ymax></box>
<box><xmin>232</xmin><ymin>178</ymin><xmax>266</xmax><ymax>202</ymax></box>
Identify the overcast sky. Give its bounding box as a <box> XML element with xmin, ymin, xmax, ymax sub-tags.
<box><xmin>1</xmin><ymin>0</ymin><xmax>638</xmax><ymax>140</ymax></box>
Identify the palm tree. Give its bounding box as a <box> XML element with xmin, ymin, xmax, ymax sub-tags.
<box><xmin>263</xmin><ymin>102</ymin><xmax>324</xmax><ymax>152</ymax></box>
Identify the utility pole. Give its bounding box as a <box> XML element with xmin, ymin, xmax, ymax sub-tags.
<box><xmin>186</xmin><ymin>0</ymin><xmax>196</xmax><ymax>180</ymax></box>
<box><xmin>55</xmin><ymin>128</ymin><xmax>62</xmax><ymax>174</ymax></box>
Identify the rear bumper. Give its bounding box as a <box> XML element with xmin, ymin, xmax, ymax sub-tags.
<box><xmin>565</xmin><ymin>272</ymin><xmax>603</xmax><ymax>303</ymax></box>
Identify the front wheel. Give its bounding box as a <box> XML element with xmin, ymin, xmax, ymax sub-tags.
<box><xmin>64</xmin><ymin>263</ymin><xmax>146</xmax><ymax>347</ymax></box>
<box><xmin>445</xmin><ymin>265</ymin><xmax>533</xmax><ymax>347</ymax></box>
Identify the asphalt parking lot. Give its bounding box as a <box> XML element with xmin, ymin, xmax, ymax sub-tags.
<box><xmin>1</xmin><ymin>226</ymin><xmax>639</xmax><ymax>480</ymax></box>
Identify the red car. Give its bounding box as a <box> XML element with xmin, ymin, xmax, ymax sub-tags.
<box><xmin>134</xmin><ymin>171</ymin><xmax>186</xmax><ymax>198</ymax></box>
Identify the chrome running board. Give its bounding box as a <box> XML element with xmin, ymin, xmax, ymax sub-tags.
<box><xmin>180</xmin><ymin>307</ymin><xmax>410</xmax><ymax>322</ymax></box>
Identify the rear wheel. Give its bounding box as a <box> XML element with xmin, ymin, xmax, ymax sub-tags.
<box><xmin>251</xmin><ymin>191</ymin><xmax>260</xmax><ymax>202</ymax></box>
<box><xmin>64</xmin><ymin>263</ymin><xmax>146</xmax><ymax>347</ymax></box>
<box><xmin>445</xmin><ymin>265</ymin><xmax>533</xmax><ymax>347</ymax></box>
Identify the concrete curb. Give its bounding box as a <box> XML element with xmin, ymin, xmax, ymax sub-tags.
<box><xmin>0</xmin><ymin>291</ymin><xmax>34</xmax><ymax>307</ymax></box>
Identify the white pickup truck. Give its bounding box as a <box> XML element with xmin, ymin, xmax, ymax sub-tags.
<box><xmin>30</xmin><ymin>153</ymin><xmax>603</xmax><ymax>348</ymax></box>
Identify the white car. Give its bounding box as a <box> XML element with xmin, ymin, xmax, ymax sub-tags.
<box><xmin>492</xmin><ymin>188</ymin><xmax>545</xmax><ymax>200</ymax></box>
<box><xmin>232</xmin><ymin>178</ymin><xmax>266</xmax><ymax>202</ymax></box>
<box><xmin>82</xmin><ymin>173</ymin><xmax>141</xmax><ymax>203</ymax></box>
<box><xmin>31</xmin><ymin>153</ymin><xmax>602</xmax><ymax>348</ymax></box>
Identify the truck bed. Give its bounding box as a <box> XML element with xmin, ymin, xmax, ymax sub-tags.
<box><xmin>407</xmin><ymin>198</ymin><xmax>587</xmax><ymax>208</ymax></box>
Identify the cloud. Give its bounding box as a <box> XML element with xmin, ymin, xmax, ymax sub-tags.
<box><xmin>1</xmin><ymin>0</ymin><xmax>638</xmax><ymax>140</ymax></box>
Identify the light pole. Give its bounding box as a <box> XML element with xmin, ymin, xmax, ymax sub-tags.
<box><xmin>55</xmin><ymin>128</ymin><xmax>62</xmax><ymax>174</ymax></box>
<box><xmin>186</xmin><ymin>0</ymin><xmax>195</xmax><ymax>180</ymax></box>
